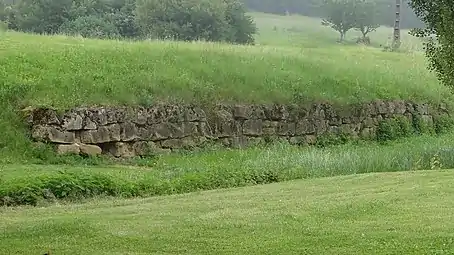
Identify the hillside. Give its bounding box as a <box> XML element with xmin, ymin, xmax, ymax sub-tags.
<box><xmin>1</xmin><ymin>170</ymin><xmax>454</xmax><ymax>254</ymax></box>
<box><xmin>0</xmin><ymin>30</ymin><xmax>450</xmax><ymax>109</ymax></box>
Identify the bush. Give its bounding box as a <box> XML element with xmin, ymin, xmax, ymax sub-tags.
<box><xmin>59</xmin><ymin>15</ymin><xmax>120</xmax><ymax>39</ymax></box>
<box><xmin>376</xmin><ymin>116</ymin><xmax>414</xmax><ymax>142</ymax></box>
<box><xmin>135</xmin><ymin>0</ymin><xmax>256</xmax><ymax>44</ymax></box>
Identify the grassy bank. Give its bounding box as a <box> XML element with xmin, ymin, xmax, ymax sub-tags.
<box><xmin>0</xmin><ymin>13</ymin><xmax>452</xmax><ymax>163</ymax></box>
<box><xmin>0</xmin><ymin>31</ymin><xmax>449</xmax><ymax>108</ymax></box>
<box><xmin>2</xmin><ymin>133</ymin><xmax>454</xmax><ymax>206</ymax></box>
<box><xmin>1</xmin><ymin>170</ymin><xmax>454</xmax><ymax>254</ymax></box>
<box><xmin>0</xmin><ymin>27</ymin><xmax>453</xmax><ymax>162</ymax></box>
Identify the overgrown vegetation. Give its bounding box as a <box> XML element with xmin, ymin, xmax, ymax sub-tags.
<box><xmin>409</xmin><ymin>1</ymin><xmax>454</xmax><ymax>94</ymax></box>
<box><xmin>0</xmin><ymin>0</ymin><xmax>256</xmax><ymax>43</ymax></box>
<box><xmin>3</xmin><ymin>133</ymin><xmax>454</xmax><ymax>206</ymax></box>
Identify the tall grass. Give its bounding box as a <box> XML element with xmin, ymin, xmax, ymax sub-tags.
<box><xmin>2</xmin><ymin>133</ymin><xmax>454</xmax><ymax>206</ymax></box>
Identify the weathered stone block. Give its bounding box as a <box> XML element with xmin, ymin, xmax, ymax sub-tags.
<box><xmin>243</xmin><ymin>119</ymin><xmax>263</xmax><ymax>136</ymax></box>
<box><xmin>83</xmin><ymin>117</ymin><xmax>97</xmax><ymax>130</ymax></box>
<box><xmin>198</xmin><ymin>122</ymin><xmax>213</xmax><ymax>137</ymax></box>
<box><xmin>137</xmin><ymin>127</ymin><xmax>153</xmax><ymax>141</ymax></box>
<box><xmin>161</xmin><ymin>137</ymin><xmax>197</xmax><ymax>149</ymax></box>
<box><xmin>104</xmin><ymin>142</ymin><xmax>133</xmax><ymax>158</ymax></box>
<box><xmin>120</xmin><ymin>122</ymin><xmax>139</xmax><ymax>141</ymax></box>
<box><xmin>296</xmin><ymin>119</ymin><xmax>316</xmax><ymax>135</ymax></box>
<box><xmin>277</xmin><ymin>122</ymin><xmax>296</xmax><ymax>136</ymax></box>
<box><xmin>233</xmin><ymin>105</ymin><xmax>251</xmax><ymax>120</ymax></box>
<box><xmin>56</xmin><ymin>144</ymin><xmax>80</xmax><ymax>155</ymax></box>
<box><xmin>79</xmin><ymin>143</ymin><xmax>102</xmax><ymax>156</ymax></box>
<box><xmin>264</xmin><ymin>105</ymin><xmax>289</xmax><ymax>121</ymax></box>
<box><xmin>151</xmin><ymin>123</ymin><xmax>174</xmax><ymax>140</ymax></box>
<box><xmin>183</xmin><ymin>122</ymin><xmax>199</xmax><ymax>137</ymax></box>
<box><xmin>32</xmin><ymin>125</ymin><xmax>76</xmax><ymax>144</ymax></box>
<box><xmin>132</xmin><ymin>108</ymin><xmax>148</xmax><ymax>125</ymax></box>
<box><xmin>314</xmin><ymin>120</ymin><xmax>327</xmax><ymax>134</ymax></box>
<box><xmin>80</xmin><ymin>124</ymin><xmax>121</xmax><ymax>144</ymax></box>
<box><xmin>62</xmin><ymin>113</ymin><xmax>84</xmax><ymax>131</ymax></box>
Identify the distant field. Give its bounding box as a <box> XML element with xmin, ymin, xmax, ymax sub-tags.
<box><xmin>1</xmin><ymin>170</ymin><xmax>454</xmax><ymax>254</ymax></box>
<box><xmin>251</xmin><ymin>12</ymin><xmax>424</xmax><ymax>51</ymax></box>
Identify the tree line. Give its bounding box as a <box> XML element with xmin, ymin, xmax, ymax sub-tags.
<box><xmin>0</xmin><ymin>0</ymin><xmax>257</xmax><ymax>44</ymax></box>
<box><xmin>243</xmin><ymin>0</ymin><xmax>423</xmax><ymax>29</ymax></box>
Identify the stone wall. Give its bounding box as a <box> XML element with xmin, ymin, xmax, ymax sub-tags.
<box><xmin>24</xmin><ymin>100</ymin><xmax>449</xmax><ymax>157</ymax></box>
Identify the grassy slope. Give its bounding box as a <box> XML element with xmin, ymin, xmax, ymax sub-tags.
<box><xmin>1</xmin><ymin>170</ymin><xmax>454</xmax><ymax>254</ymax></box>
<box><xmin>0</xmin><ymin>15</ymin><xmax>450</xmax><ymax>108</ymax></box>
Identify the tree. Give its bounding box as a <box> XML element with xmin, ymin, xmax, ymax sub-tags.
<box><xmin>135</xmin><ymin>0</ymin><xmax>256</xmax><ymax>44</ymax></box>
<box><xmin>59</xmin><ymin>15</ymin><xmax>120</xmax><ymax>39</ymax></box>
<box><xmin>408</xmin><ymin>0</ymin><xmax>454</xmax><ymax>90</ymax></box>
<box><xmin>12</xmin><ymin>0</ymin><xmax>73</xmax><ymax>34</ymax></box>
<box><xmin>354</xmin><ymin>0</ymin><xmax>380</xmax><ymax>44</ymax></box>
<box><xmin>222</xmin><ymin>0</ymin><xmax>257</xmax><ymax>44</ymax></box>
<box><xmin>321</xmin><ymin>0</ymin><xmax>358</xmax><ymax>42</ymax></box>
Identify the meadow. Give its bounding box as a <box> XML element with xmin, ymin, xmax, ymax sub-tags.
<box><xmin>1</xmin><ymin>12</ymin><xmax>454</xmax><ymax>254</ymax></box>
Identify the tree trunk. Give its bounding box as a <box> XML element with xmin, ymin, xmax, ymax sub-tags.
<box><xmin>392</xmin><ymin>0</ymin><xmax>401</xmax><ymax>50</ymax></box>
<box><xmin>339</xmin><ymin>31</ymin><xmax>345</xmax><ymax>42</ymax></box>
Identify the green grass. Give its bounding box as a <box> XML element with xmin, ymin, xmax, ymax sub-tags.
<box><xmin>0</xmin><ymin>13</ymin><xmax>450</xmax><ymax>109</ymax></box>
<box><xmin>2</xmin><ymin>133</ymin><xmax>454</xmax><ymax>206</ymax></box>
<box><xmin>1</xmin><ymin>170</ymin><xmax>454</xmax><ymax>254</ymax></box>
<box><xmin>2</xmin><ymin>13</ymin><xmax>454</xmax><ymax>253</ymax></box>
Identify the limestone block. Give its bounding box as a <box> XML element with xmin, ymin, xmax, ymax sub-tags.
<box><xmin>56</xmin><ymin>144</ymin><xmax>80</xmax><ymax>155</ymax></box>
<box><xmin>79</xmin><ymin>143</ymin><xmax>102</xmax><ymax>156</ymax></box>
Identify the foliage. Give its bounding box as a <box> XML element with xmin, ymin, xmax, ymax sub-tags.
<box><xmin>222</xmin><ymin>0</ymin><xmax>257</xmax><ymax>44</ymax></box>
<box><xmin>105</xmin><ymin>0</ymin><xmax>140</xmax><ymax>38</ymax></box>
<box><xmin>59</xmin><ymin>15</ymin><xmax>120</xmax><ymax>39</ymax></box>
<box><xmin>134</xmin><ymin>0</ymin><xmax>256</xmax><ymax>44</ymax></box>
<box><xmin>321</xmin><ymin>0</ymin><xmax>380</xmax><ymax>43</ymax></box>
<box><xmin>321</xmin><ymin>0</ymin><xmax>358</xmax><ymax>41</ymax></box>
<box><xmin>408</xmin><ymin>1</ymin><xmax>454</xmax><ymax>92</ymax></box>
<box><xmin>354</xmin><ymin>0</ymin><xmax>380</xmax><ymax>43</ymax></box>
<box><xmin>10</xmin><ymin>0</ymin><xmax>73</xmax><ymax>34</ymax></box>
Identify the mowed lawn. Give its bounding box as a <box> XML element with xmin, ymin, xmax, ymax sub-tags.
<box><xmin>1</xmin><ymin>170</ymin><xmax>454</xmax><ymax>254</ymax></box>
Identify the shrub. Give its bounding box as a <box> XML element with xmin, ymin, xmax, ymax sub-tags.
<box><xmin>59</xmin><ymin>15</ymin><xmax>120</xmax><ymax>39</ymax></box>
<box><xmin>376</xmin><ymin>116</ymin><xmax>413</xmax><ymax>142</ymax></box>
<box><xmin>135</xmin><ymin>0</ymin><xmax>256</xmax><ymax>44</ymax></box>
<box><xmin>433</xmin><ymin>114</ymin><xmax>454</xmax><ymax>135</ymax></box>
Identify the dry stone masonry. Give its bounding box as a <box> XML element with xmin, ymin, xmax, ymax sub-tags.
<box><xmin>24</xmin><ymin>100</ymin><xmax>449</xmax><ymax>157</ymax></box>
